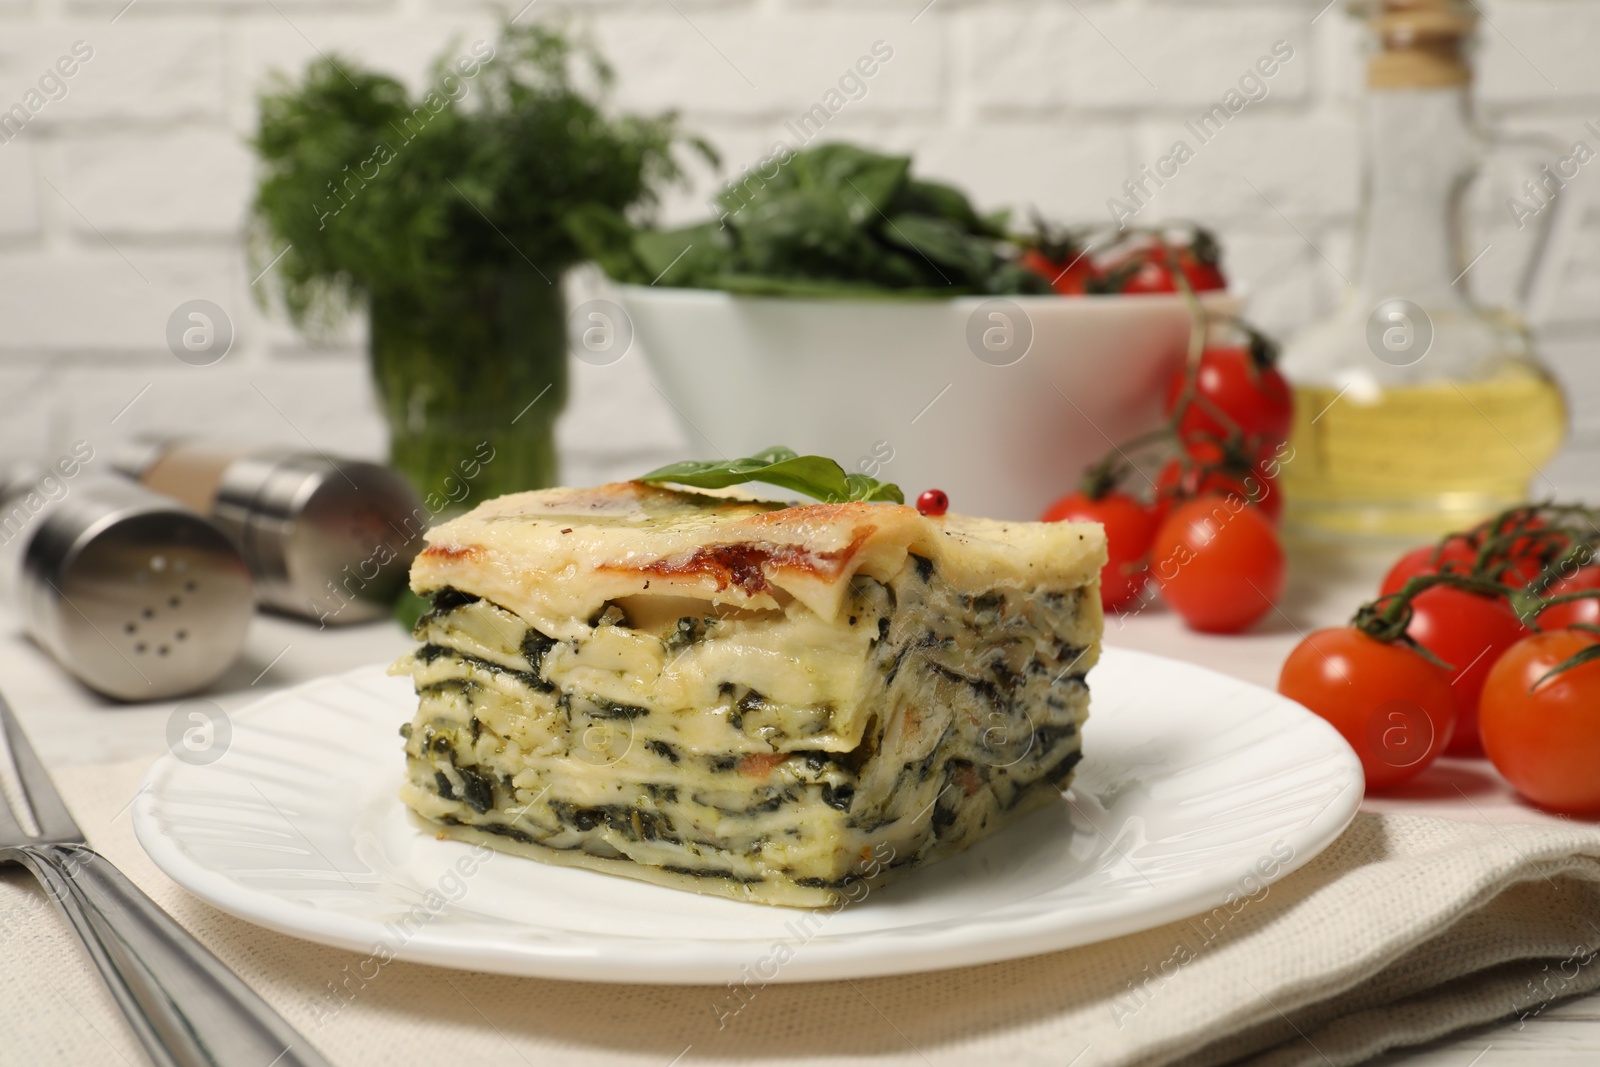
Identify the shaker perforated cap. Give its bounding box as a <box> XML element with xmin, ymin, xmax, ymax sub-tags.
<box><xmin>1</xmin><ymin>473</ymin><xmax>254</xmax><ymax>702</ymax></box>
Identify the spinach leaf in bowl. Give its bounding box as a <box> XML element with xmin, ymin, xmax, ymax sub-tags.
<box><xmin>568</xmin><ymin>142</ymin><xmax>1049</xmax><ymax>297</ymax></box>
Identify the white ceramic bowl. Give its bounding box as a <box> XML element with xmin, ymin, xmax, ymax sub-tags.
<box><xmin>620</xmin><ymin>284</ymin><xmax>1236</xmax><ymax>520</ymax></box>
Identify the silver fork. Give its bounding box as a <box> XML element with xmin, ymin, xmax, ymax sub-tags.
<box><xmin>0</xmin><ymin>691</ymin><xmax>333</xmax><ymax>1067</ymax></box>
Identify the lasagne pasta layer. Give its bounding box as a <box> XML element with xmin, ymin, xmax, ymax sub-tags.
<box><xmin>393</xmin><ymin>482</ymin><xmax>1104</xmax><ymax>907</ymax></box>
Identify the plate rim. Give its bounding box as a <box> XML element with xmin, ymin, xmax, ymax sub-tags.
<box><xmin>132</xmin><ymin>647</ymin><xmax>1364</xmax><ymax>984</ymax></box>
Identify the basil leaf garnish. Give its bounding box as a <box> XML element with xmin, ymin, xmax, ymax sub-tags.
<box><xmin>638</xmin><ymin>447</ymin><xmax>904</xmax><ymax>505</ymax></box>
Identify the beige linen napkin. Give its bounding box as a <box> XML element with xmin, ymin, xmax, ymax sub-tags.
<box><xmin>2</xmin><ymin>761</ymin><xmax>1598</xmax><ymax>1067</ymax></box>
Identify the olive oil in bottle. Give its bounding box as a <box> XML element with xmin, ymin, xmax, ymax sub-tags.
<box><xmin>1282</xmin><ymin>366</ymin><xmax>1566</xmax><ymax>540</ymax></box>
<box><xmin>1279</xmin><ymin>0</ymin><xmax>1570</xmax><ymax>543</ymax></box>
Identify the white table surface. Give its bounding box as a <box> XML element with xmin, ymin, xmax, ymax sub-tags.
<box><xmin>1</xmin><ymin>539</ymin><xmax>1596</xmax><ymax>1065</ymax></box>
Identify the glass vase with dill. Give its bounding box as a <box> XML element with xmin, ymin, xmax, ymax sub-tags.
<box><xmin>249</xmin><ymin>23</ymin><xmax>708</xmax><ymax>506</ymax></box>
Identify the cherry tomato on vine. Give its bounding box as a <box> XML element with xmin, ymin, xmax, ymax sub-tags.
<box><xmin>1536</xmin><ymin>565</ymin><xmax>1600</xmax><ymax>631</ymax></box>
<box><xmin>1020</xmin><ymin>248</ymin><xmax>1095</xmax><ymax>295</ymax></box>
<box><xmin>1114</xmin><ymin>256</ymin><xmax>1181</xmax><ymax>294</ymax></box>
<box><xmin>1041</xmin><ymin>490</ymin><xmax>1159</xmax><ymax>611</ymax></box>
<box><xmin>1501</xmin><ymin>557</ymin><xmax>1547</xmax><ymax>589</ymax></box>
<box><xmin>1470</xmin><ymin>511</ymin><xmax>1568</xmax><ymax>586</ymax></box>
<box><xmin>1019</xmin><ymin>248</ymin><xmax>1055</xmax><ymax>278</ymax></box>
<box><xmin>1480</xmin><ymin>630</ymin><xmax>1600</xmax><ymax>814</ymax></box>
<box><xmin>1149</xmin><ymin>493</ymin><xmax>1284</xmax><ymax>633</ymax></box>
<box><xmin>1180</xmin><ymin>253</ymin><xmax>1227</xmax><ymax>293</ymax></box>
<box><xmin>1155</xmin><ymin>443</ymin><xmax>1282</xmax><ymax>524</ymax></box>
<box><xmin>1403</xmin><ymin>586</ymin><xmax>1528</xmax><ymax>757</ymax></box>
<box><xmin>1378</xmin><ymin>537</ymin><xmax>1478</xmax><ymax>597</ymax></box>
<box><xmin>1480</xmin><ymin>541</ymin><xmax>1548</xmax><ymax>590</ymax></box>
<box><xmin>1278</xmin><ymin>627</ymin><xmax>1457</xmax><ymax>790</ymax></box>
<box><xmin>1103</xmin><ymin>244</ymin><xmax>1226</xmax><ymax>295</ymax></box>
<box><xmin>1163</xmin><ymin>346</ymin><xmax>1293</xmax><ymax>446</ymax></box>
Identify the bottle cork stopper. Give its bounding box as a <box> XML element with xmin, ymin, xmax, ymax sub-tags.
<box><xmin>1365</xmin><ymin>0</ymin><xmax>1477</xmax><ymax>89</ymax></box>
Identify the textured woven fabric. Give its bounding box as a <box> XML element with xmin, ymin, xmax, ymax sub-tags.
<box><xmin>2</xmin><ymin>761</ymin><xmax>1598</xmax><ymax>1067</ymax></box>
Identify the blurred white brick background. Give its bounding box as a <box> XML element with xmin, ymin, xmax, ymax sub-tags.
<box><xmin>1</xmin><ymin>0</ymin><xmax>1598</xmax><ymax>489</ymax></box>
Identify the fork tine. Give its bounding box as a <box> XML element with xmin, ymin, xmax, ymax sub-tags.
<box><xmin>0</xmin><ymin>689</ymin><xmax>83</xmax><ymax>844</ymax></box>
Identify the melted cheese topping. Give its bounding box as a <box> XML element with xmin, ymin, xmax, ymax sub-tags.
<box><xmin>410</xmin><ymin>481</ymin><xmax>1104</xmax><ymax>639</ymax></box>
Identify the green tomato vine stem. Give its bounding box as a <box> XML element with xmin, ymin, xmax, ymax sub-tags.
<box><xmin>1349</xmin><ymin>502</ymin><xmax>1600</xmax><ymax>683</ymax></box>
<box><xmin>1076</xmin><ymin>229</ymin><xmax>1276</xmax><ymax>505</ymax></box>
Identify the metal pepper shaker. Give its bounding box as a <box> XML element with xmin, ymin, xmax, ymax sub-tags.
<box><xmin>0</xmin><ymin>466</ymin><xmax>254</xmax><ymax>701</ymax></box>
<box><xmin>114</xmin><ymin>442</ymin><xmax>423</xmax><ymax>625</ymax></box>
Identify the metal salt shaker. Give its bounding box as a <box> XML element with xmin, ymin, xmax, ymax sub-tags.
<box><xmin>0</xmin><ymin>466</ymin><xmax>254</xmax><ymax>701</ymax></box>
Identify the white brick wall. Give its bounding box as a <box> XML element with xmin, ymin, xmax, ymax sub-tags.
<box><xmin>0</xmin><ymin>0</ymin><xmax>1597</xmax><ymax>489</ymax></box>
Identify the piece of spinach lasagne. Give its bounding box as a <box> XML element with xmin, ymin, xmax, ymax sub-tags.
<box><xmin>393</xmin><ymin>482</ymin><xmax>1104</xmax><ymax>907</ymax></box>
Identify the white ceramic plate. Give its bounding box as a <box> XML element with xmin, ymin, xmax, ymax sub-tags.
<box><xmin>132</xmin><ymin>648</ymin><xmax>1362</xmax><ymax>984</ymax></box>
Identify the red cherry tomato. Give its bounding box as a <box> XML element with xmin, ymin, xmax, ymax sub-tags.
<box><xmin>1115</xmin><ymin>256</ymin><xmax>1179</xmax><ymax>294</ymax></box>
<box><xmin>1537</xmin><ymin>565</ymin><xmax>1600</xmax><ymax>630</ymax></box>
<box><xmin>1108</xmin><ymin>246</ymin><xmax>1227</xmax><ymax>295</ymax></box>
<box><xmin>1041</xmin><ymin>490</ymin><xmax>1160</xmax><ymax>612</ymax></box>
<box><xmin>1182</xmin><ymin>257</ymin><xmax>1228</xmax><ymax>293</ymax></box>
<box><xmin>1150</xmin><ymin>493</ymin><xmax>1285</xmax><ymax>633</ymax></box>
<box><xmin>1155</xmin><ymin>444</ymin><xmax>1282</xmax><ymax>524</ymax></box>
<box><xmin>1480</xmin><ymin>630</ymin><xmax>1600</xmax><ymax>814</ymax></box>
<box><xmin>1475</xmin><ymin>537</ymin><xmax>1548</xmax><ymax>589</ymax></box>
<box><xmin>1019</xmin><ymin>248</ymin><xmax>1055</xmax><ymax>278</ymax></box>
<box><xmin>1403</xmin><ymin>586</ymin><xmax>1529</xmax><ymax>756</ymax></box>
<box><xmin>1486</xmin><ymin>517</ymin><xmax>1564</xmax><ymax>588</ymax></box>
<box><xmin>1500</xmin><ymin>555</ymin><xmax>1547</xmax><ymax>589</ymax></box>
<box><xmin>1020</xmin><ymin>248</ymin><xmax>1094</xmax><ymax>295</ymax></box>
<box><xmin>1278</xmin><ymin>627</ymin><xmax>1457</xmax><ymax>791</ymax></box>
<box><xmin>1163</xmin><ymin>346</ymin><xmax>1293</xmax><ymax>446</ymax></box>
<box><xmin>1379</xmin><ymin>537</ymin><xmax>1479</xmax><ymax>597</ymax></box>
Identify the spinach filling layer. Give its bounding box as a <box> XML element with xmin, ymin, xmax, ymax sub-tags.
<box><xmin>402</xmin><ymin>564</ymin><xmax>1095</xmax><ymax>895</ymax></box>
